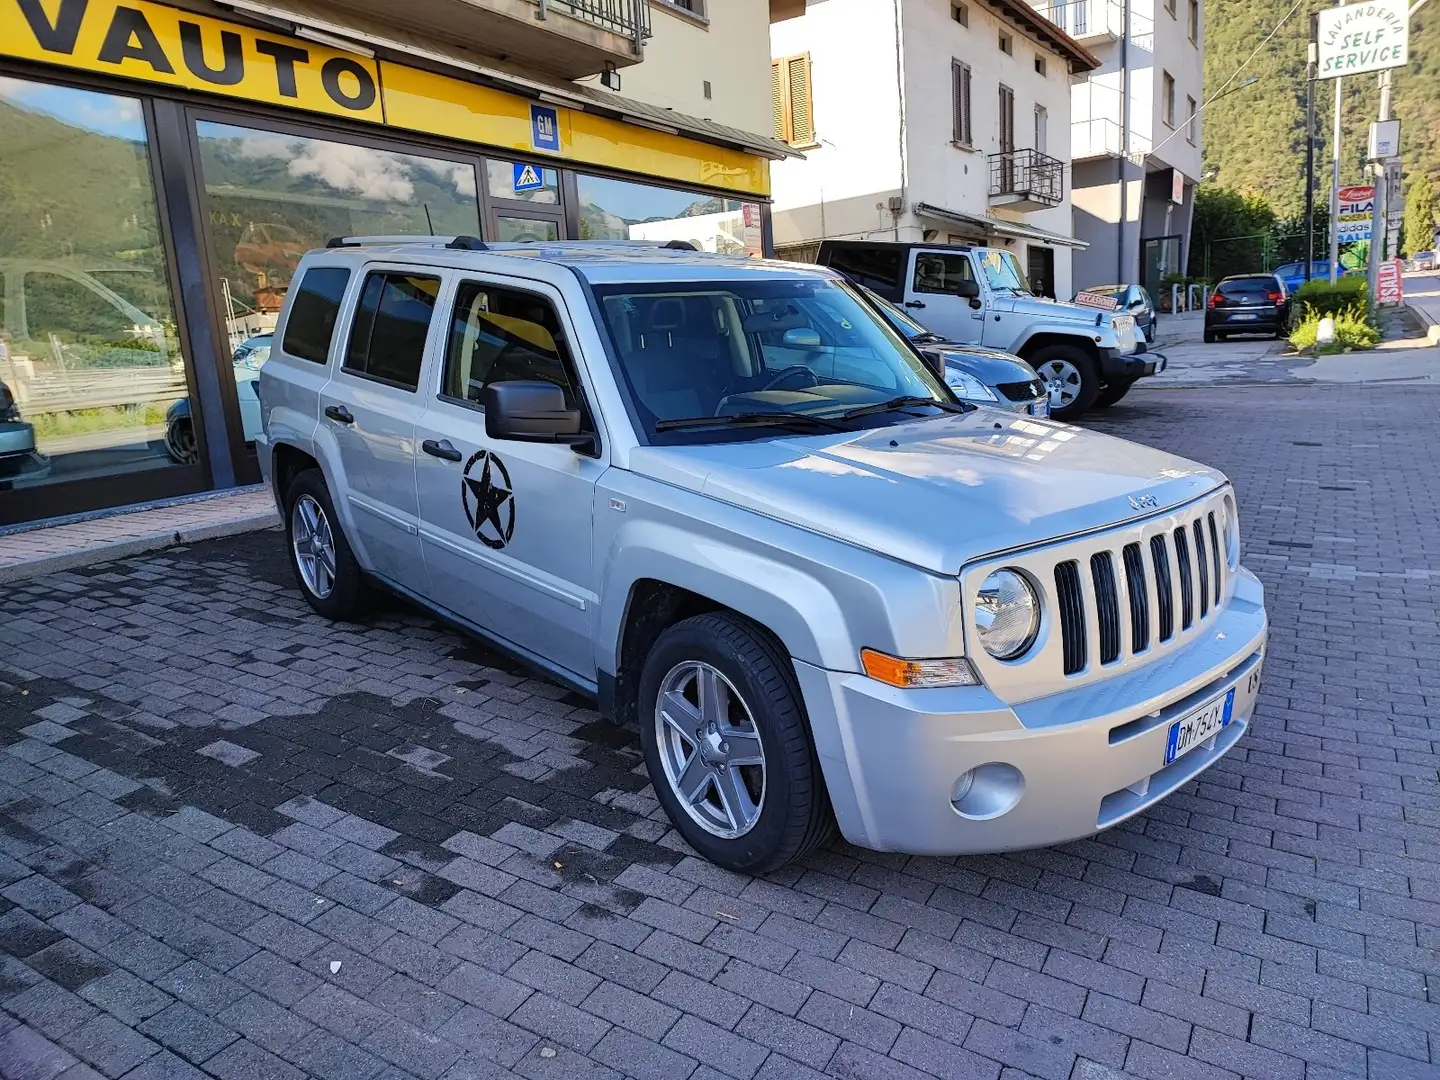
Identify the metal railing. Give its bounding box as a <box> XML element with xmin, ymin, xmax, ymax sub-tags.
<box><xmin>1038</xmin><ymin>0</ymin><xmax>1124</xmax><ymax>37</ymax></box>
<box><xmin>531</xmin><ymin>0</ymin><xmax>651</xmax><ymax>52</ymax></box>
<box><xmin>989</xmin><ymin>148</ymin><xmax>1065</xmax><ymax>205</ymax></box>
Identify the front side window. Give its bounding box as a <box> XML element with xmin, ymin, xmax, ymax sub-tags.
<box><xmin>343</xmin><ymin>273</ymin><xmax>439</xmax><ymax>391</ymax></box>
<box><xmin>913</xmin><ymin>253</ymin><xmax>975</xmax><ymax>295</ymax></box>
<box><xmin>282</xmin><ymin>268</ymin><xmax>351</xmax><ymax>364</ymax></box>
<box><xmin>442</xmin><ymin>282</ymin><xmax>584</xmax><ymax>415</ymax></box>
<box><xmin>592</xmin><ymin>278</ymin><xmax>953</xmax><ymax>443</ymax></box>
<box><xmin>977</xmin><ymin>250</ymin><xmax>1031</xmax><ymax>294</ymax></box>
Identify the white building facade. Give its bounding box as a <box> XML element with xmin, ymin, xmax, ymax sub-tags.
<box><xmin>1046</xmin><ymin>0</ymin><xmax>1204</xmax><ymax>292</ymax></box>
<box><xmin>769</xmin><ymin>0</ymin><xmax>1100</xmax><ymax>300</ymax></box>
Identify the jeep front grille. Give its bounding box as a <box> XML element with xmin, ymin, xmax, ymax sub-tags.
<box><xmin>964</xmin><ymin>491</ymin><xmax>1235</xmax><ymax>700</ymax></box>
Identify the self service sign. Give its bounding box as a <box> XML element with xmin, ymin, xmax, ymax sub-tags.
<box><xmin>1316</xmin><ymin>0</ymin><xmax>1410</xmax><ymax>79</ymax></box>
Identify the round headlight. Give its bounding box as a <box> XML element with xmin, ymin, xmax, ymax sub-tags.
<box><xmin>975</xmin><ymin>569</ymin><xmax>1041</xmax><ymax>660</ymax></box>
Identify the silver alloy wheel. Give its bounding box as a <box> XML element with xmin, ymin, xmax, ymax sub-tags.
<box><xmin>654</xmin><ymin>661</ymin><xmax>767</xmax><ymax>839</ymax></box>
<box><xmin>1037</xmin><ymin>358</ymin><xmax>1083</xmax><ymax>409</ymax></box>
<box><xmin>291</xmin><ymin>494</ymin><xmax>337</xmax><ymax>600</ymax></box>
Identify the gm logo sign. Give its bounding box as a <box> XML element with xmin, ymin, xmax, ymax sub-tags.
<box><xmin>530</xmin><ymin>103</ymin><xmax>561</xmax><ymax>153</ymax></box>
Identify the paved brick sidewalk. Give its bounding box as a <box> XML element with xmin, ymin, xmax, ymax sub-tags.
<box><xmin>0</xmin><ymin>384</ymin><xmax>1436</xmax><ymax>1080</ymax></box>
<box><xmin>0</xmin><ymin>487</ymin><xmax>277</xmax><ymax>583</ymax></box>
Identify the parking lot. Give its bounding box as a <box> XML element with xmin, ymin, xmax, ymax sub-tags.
<box><xmin>1</xmin><ymin>381</ymin><xmax>1437</xmax><ymax>1080</ymax></box>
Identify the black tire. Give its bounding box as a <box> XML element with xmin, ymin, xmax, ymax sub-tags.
<box><xmin>1029</xmin><ymin>344</ymin><xmax>1100</xmax><ymax>420</ymax></box>
<box><xmin>1202</xmin><ymin>329</ymin><xmax>1216</xmax><ymax>344</ymax></box>
<box><xmin>638</xmin><ymin>612</ymin><xmax>834</xmax><ymax>873</ymax></box>
<box><xmin>1094</xmin><ymin>378</ymin><xmax>1136</xmax><ymax>408</ymax></box>
<box><xmin>284</xmin><ymin>468</ymin><xmax>371</xmax><ymax>620</ymax></box>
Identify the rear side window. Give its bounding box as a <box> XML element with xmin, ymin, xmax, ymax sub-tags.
<box><xmin>1219</xmin><ymin>277</ymin><xmax>1277</xmax><ymax>295</ymax></box>
<box><xmin>282</xmin><ymin>267</ymin><xmax>350</xmax><ymax>364</ymax></box>
<box><xmin>824</xmin><ymin>246</ymin><xmax>905</xmax><ymax>297</ymax></box>
<box><xmin>343</xmin><ymin>272</ymin><xmax>440</xmax><ymax>392</ymax></box>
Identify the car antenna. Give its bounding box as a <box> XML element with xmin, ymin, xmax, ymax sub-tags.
<box><xmin>424</xmin><ymin>204</ymin><xmax>435</xmax><ymax>235</ymax></box>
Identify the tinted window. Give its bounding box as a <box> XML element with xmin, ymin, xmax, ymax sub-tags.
<box><xmin>282</xmin><ymin>268</ymin><xmax>351</xmax><ymax>364</ymax></box>
<box><xmin>913</xmin><ymin>252</ymin><xmax>976</xmax><ymax>294</ymax></box>
<box><xmin>823</xmin><ymin>246</ymin><xmax>905</xmax><ymax>296</ymax></box>
<box><xmin>1218</xmin><ymin>277</ymin><xmax>1276</xmax><ymax>295</ymax></box>
<box><xmin>442</xmin><ymin>282</ymin><xmax>582</xmax><ymax>411</ymax></box>
<box><xmin>343</xmin><ymin>273</ymin><xmax>439</xmax><ymax>391</ymax></box>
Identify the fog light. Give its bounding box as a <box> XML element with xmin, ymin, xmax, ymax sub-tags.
<box><xmin>951</xmin><ymin>762</ymin><xmax>1024</xmax><ymax>820</ymax></box>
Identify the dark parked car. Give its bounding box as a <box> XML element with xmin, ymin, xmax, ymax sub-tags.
<box><xmin>1205</xmin><ymin>274</ymin><xmax>1289</xmax><ymax>342</ymax></box>
<box><xmin>1075</xmin><ymin>284</ymin><xmax>1155</xmax><ymax>344</ymax></box>
<box><xmin>0</xmin><ymin>378</ymin><xmax>49</xmax><ymax>488</ymax></box>
<box><xmin>857</xmin><ymin>286</ymin><xmax>1049</xmax><ymax>416</ymax></box>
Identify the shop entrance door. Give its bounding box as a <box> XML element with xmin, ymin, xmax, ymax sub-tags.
<box><xmin>491</xmin><ymin>212</ymin><xmax>563</xmax><ymax>243</ymax></box>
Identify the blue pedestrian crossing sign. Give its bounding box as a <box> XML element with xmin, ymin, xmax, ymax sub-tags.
<box><xmin>513</xmin><ymin>163</ymin><xmax>545</xmax><ymax>193</ymax></box>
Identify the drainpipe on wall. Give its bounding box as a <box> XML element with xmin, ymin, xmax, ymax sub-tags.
<box><xmin>893</xmin><ymin>0</ymin><xmax>907</xmax><ymax>239</ymax></box>
<box><xmin>1117</xmin><ymin>0</ymin><xmax>1131</xmax><ymax>284</ymax></box>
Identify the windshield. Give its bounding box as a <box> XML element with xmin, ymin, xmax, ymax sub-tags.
<box><xmin>859</xmin><ymin>285</ymin><xmax>931</xmax><ymax>339</ymax></box>
<box><xmin>977</xmin><ymin>250</ymin><xmax>1031</xmax><ymax>294</ymax></box>
<box><xmin>591</xmin><ymin>277</ymin><xmax>955</xmax><ymax>443</ymax></box>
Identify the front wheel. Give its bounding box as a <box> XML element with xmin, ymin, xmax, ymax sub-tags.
<box><xmin>1095</xmin><ymin>378</ymin><xmax>1136</xmax><ymax>408</ymax></box>
<box><xmin>1030</xmin><ymin>345</ymin><xmax>1100</xmax><ymax>420</ymax></box>
<box><xmin>638</xmin><ymin>613</ymin><xmax>834</xmax><ymax>873</ymax></box>
<box><xmin>285</xmin><ymin>469</ymin><xmax>370</xmax><ymax>620</ymax></box>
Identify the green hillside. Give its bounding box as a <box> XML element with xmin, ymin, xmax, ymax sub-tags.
<box><xmin>1203</xmin><ymin>0</ymin><xmax>1439</xmax><ymax>216</ymax></box>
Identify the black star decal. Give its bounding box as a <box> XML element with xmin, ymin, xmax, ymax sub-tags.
<box><xmin>461</xmin><ymin>451</ymin><xmax>516</xmax><ymax>549</ymax></box>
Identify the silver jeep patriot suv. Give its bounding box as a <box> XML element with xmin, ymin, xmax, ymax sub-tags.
<box><xmin>257</xmin><ymin>237</ymin><xmax>1268</xmax><ymax>874</ymax></box>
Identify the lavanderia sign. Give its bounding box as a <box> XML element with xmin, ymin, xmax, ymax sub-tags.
<box><xmin>1316</xmin><ymin>0</ymin><xmax>1409</xmax><ymax>79</ymax></box>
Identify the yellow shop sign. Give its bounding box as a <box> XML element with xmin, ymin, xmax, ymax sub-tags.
<box><xmin>1</xmin><ymin>0</ymin><xmax>384</xmax><ymax>120</ymax></box>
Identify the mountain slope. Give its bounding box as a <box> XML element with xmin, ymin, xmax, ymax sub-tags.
<box><xmin>1202</xmin><ymin>0</ymin><xmax>1439</xmax><ymax>216</ymax></box>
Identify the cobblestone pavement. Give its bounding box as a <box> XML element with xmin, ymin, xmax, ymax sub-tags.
<box><xmin>2</xmin><ymin>384</ymin><xmax>1437</xmax><ymax>1080</ymax></box>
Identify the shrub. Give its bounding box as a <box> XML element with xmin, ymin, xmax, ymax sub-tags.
<box><xmin>1290</xmin><ymin>275</ymin><xmax>1370</xmax><ymax>320</ymax></box>
<box><xmin>1288</xmin><ymin>303</ymin><xmax>1380</xmax><ymax>354</ymax></box>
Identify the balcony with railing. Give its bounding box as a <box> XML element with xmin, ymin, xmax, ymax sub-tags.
<box><xmin>323</xmin><ymin>0</ymin><xmax>651</xmax><ymax>79</ymax></box>
<box><xmin>989</xmin><ymin>148</ymin><xmax>1065</xmax><ymax>210</ymax></box>
<box><xmin>1071</xmin><ymin>117</ymin><xmax>1124</xmax><ymax>160</ymax></box>
<box><xmin>1036</xmin><ymin>0</ymin><xmax>1124</xmax><ymax>42</ymax></box>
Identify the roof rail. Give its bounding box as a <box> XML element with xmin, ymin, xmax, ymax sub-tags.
<box><xmin>324</xmin><ymin>235</ymin><xmax>488</xmax><ymax>249</ymax></box>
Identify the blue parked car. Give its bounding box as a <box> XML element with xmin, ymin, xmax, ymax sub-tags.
<box><xmin>1272</xmin><ymin>261</ymin><xmax>1346</xmax><ymax>295</ymax></box>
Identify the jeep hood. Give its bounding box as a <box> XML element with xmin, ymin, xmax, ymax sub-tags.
<box><xmin>992</xmin><ymin>293</ymin><xmax>1106</xmax><ymax>325</ymax></box>
<box><xmin>628</xmin><ymin>412</ymin><xmax>1224</xmax><ymax>575</ymax></box>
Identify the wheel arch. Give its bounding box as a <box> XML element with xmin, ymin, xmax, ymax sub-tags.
<box><xmin>1017</xmin><ymin>332</ymin><xmax>1102</xmax><ymax>364</ymax></box>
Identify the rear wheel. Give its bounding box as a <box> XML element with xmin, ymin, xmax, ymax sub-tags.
<box><xmin>163</xmin><ymin>417</ymin><xmax>198</xmax><ymax>465</ymax></box>
<box><xmin>1030</xmin><ymin>345</ymin><xmax>1100</xmax><ymax>420</ymax></box>
<box><xmin>285</xmin><ymin>469</ymin><xmax>370</xmax><ymax>620</ymax></box>
<box><xmin>638</xmin><ymin>612</ymin><xmax>834</xmax><ymax>873</ymax></box>
<box><xmin>1095</xmin><ymin>378</ymin><xmax>1136</xmax><ymax>408</ymax></box>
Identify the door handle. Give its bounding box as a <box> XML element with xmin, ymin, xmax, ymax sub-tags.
<box><xmin>422</xmin><ymin>438</ymin><xmax>462</xmax><ymax>462</ymax></box>
<box><xmin>904</xmin><ymin>301</ymin><xmax>926</xmax><ymax>309</ymax></box>
<box><xmin>324</xmin><ymin>404</ymin><xmax>354</xmax><ymax>424</ymax></box>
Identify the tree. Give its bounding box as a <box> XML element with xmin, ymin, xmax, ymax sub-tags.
<box><xmin>1188</xmin><ymin>187</ymin><xmax>1278</xmax><ymax>279</ymax></box>
<box><xmin>1402</xmin><ymin>172</ymin><xmax>1438</xmax><ymax>256</ymax></box>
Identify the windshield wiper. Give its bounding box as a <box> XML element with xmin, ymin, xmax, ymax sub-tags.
<box><xmin>909</xmin><ymin>332</ymin><xmax>948</xmax><ymax>344</ymax></box>
<box><xmin>654</xmin><ymin>411</ymin><xmax>851</xmax><ymax>433</ymax></box>
<box><xmin>836</xmin><ymin>395</ymin><xmax>970</xmax><ymax>421</ymax></box>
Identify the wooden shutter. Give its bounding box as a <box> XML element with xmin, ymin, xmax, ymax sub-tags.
<box><xmin>999</xmin><ymin>84</ymin><xmax>1015</xmax><ymax>152</ymax></box>
<box><xmin>786</xmin><ymin>54</ymin><xmax>815</xmax><ymax>147</ymax></box>
<box><xmin>771</xmin><ymin>60</ymin><xmax>786</xmax><ymax>141</ymax></box>
<box><xmin>952</xmin><ymin>60</ymin><xmax>972</xmax><ymax>145</ymax></box>
<box><xmin>771</xmin><ymin>53</ymin><xmax>815</xmax><ymax>147</ymax></box>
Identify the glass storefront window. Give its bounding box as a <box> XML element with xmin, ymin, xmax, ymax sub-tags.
<box><xmin>495</xmin><ymin>217</ymin><xmax>561</xmax><ymax>243</ymax></box>
<box><xmin>194</xmin><ymin>121</ymin><xmax>480</xmax><ymax>452</ymax></box>
<box><xmin>485</xmin><ymin>160</ymin><xmax>559</xmax><ymax>205</ymax></box>
<box><xmin>0</xmin><ymin>75</ymin><xmax>186</xmax><ymax>493</ymax></box>
<box><xmin>577</xmin><ymin>174</ymin><xmax>763</xmax><ymax>256</ymax></box>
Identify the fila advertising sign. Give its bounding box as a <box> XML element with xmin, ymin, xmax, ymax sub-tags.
<box><xmin>1317</xmin><ymin>0</ymin><xmax>1410</xmax><ymax>79</ymax></box>
<box><xmin>1336</xmin><ymin>185</ymin><xmax>1375</xmax><ymax>244</ymax></box>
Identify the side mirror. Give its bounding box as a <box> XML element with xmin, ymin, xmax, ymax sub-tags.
<box><xmin>954</xmin><ymin>279</ymin><xmax>980</xmax><ymax>299</ymax></box>
<box><xmin>781</xmin><ymin>327</ymin><xmax>822</xmax><ymax>348</ymax></box>
<box><xmin>482</xmin><ymin>381</ymin><xmax>588</xmax><ymax>447</ymax></box>
<box><xmin>1129</xmin><ymin>298</ymin><xmax>1147</xmax><ymax>310</ymax></box>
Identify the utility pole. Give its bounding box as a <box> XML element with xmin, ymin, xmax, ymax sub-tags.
<box><xmin>1303</xmin><ymin>29</ymin><xmax>1317</xmax><ymax>282</ymax></box>
<box><xmin>1327</xmin><ymin>2</ymin><xmax>1346</xmax><ymax>284</ymax></box>
<box><xmin>1367</xmin><ymin>68</ymin><xmax>1393</xmax><ymax>299</ymax></box>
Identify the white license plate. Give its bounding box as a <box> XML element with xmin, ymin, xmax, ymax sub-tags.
<box><xmin>1230</xmin><ymin>313</ymin><xmax>1258</xmax><ymax>320</ymax></box>
<box><xmin>1164</xmin><ymin>687</ymin><xmax>1236</xmax><ymax>766</ymax></box>
<box><xmin>1029</xmin><ymin>399</ymin><xmax>1049</xmax><ymax>417</ymax></box>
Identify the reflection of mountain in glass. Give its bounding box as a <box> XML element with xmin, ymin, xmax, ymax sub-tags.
<box><xmin>196</xmin><ymin>125</ymin><xmax>480</xmax><ymax>311</ymax></box>
<box><xmin>579</xmin><ymin>194</ymin><xmax>740</xmax><ymax>242</ymax></box>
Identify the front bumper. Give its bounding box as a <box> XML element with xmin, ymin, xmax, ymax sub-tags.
<box><xmin>795</xmin><ymin>569</ymin><xmax>1267</xmax><ymax>855</ymax></box>
<box><xmin>1098</xmin><ymin>348</ymin><xmax>1165</xmax><ymax>380</ymax></box>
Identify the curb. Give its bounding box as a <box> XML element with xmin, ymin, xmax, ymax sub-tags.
<box><xmin>0</xmin><ymin>511</ymin><xmax>280</xmax><ymax>584</ymax></box>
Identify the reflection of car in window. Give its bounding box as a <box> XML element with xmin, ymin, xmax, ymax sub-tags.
<box><xmin>0</xmin><ymin>377</ymin><xmax>49</xmax><ymax>488</ymax></box>
<box><xmin>162</xmin><ymin>333</ymin><xmax>271</xmax><ymax>464</ymax></box>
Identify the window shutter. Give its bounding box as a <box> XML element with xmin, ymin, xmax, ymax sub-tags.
<box><xmin>952</xmin><ymin>60</ymin><xmax>972</xmax><ymax>145</ymax></box>
<box><xmin>786</xmin><ymin>54</ymin><xmax>815</xmax><ymax>146</ymax></box>
<box><xmin>962</xmin><ymin>64</ymin><xmax>972</xmax><ymax>144</ymax></box>
<box><xmin>771</xmin><ymin>59</ymin><xmax>787</xmax><ymax>142</ymax></box>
